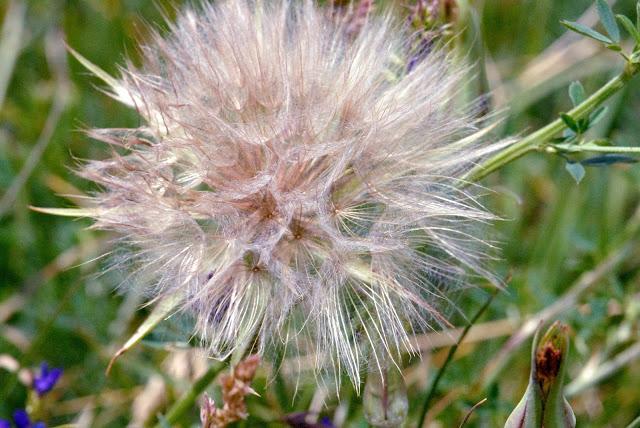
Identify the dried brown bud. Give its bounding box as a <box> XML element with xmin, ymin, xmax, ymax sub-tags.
<box><xmin>200</xmin><ymin>355</ymin><xmax>261</xmax><ymax>428</ymax></box>
<box><xmin>504</xmin><ymin>321</ymin><xmax>575</xmax><ymax>428</ymax></box>
<box><xmin>535</xmin><ymin>328</ymin><xmax>565</xmax><ymax>399</ymax></box>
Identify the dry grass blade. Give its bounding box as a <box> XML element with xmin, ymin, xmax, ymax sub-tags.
<box><xmin>481</xmin><ymin>240</ymin><xmax>635</xmax><ymax>389</ymax></box>
<box><xmin>0</xmin><ymin>0</ymin><xmax>26</xmax><ymax>108</ymax></box>
<box><xmin>565</xmin><ymin>341</ymin><xmax>640</xmax><ymax>397</ymax></box>
<box><xmin>0</xmin><ymin>30</ymin><xmax>70</xmax><ymax>217</ymax></box>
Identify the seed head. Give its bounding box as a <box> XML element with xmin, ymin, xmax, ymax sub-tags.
<box><xmin>78</xmin><ymin>0</ymin><xmax>503</xmax><ymax>387</ymax></box>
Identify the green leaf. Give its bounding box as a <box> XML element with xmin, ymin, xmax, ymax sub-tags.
<box><xmin>577</xmin><ymin>119</ymin><xmax>590</xmax><ymax>133</ymax></box>
<box><xmin>565</xmin><ymin>162</ymin><xmax>586</xmax><ymax>184</ymax></box>
<box><xmin>596</xmin><ymin>0</ymin><xmax>621</xmax><ymax>43</ymax></box>
<box><xmin>561</xmin><ymin>113</ymin><xmax>579</xmax><ymax>132</ymax></box>
<box><xmin>568</xmin><ymin>81</ymin><xmax>585</xmax><ymax>106</ymax></box>
<box><xmin>561</xmin><ymin>20</ymin><xmax>613</xmax><ymax>44</ymax></box>
<box><xmin>582</xmin><ymin>154</ymin><xmax>639</xmax><ymax>166</ymax></box>
<box><xmin>616</xmin><ymin>14</ymin><xmax>640</xmax><ymax>45</ymax></box>
<box><xmin>637</xmin><ymin>1</ymin><xmax>640</xmax><ymax>32</ymax></box>
<box><xmin>589</xmin><ymin>106</ymin><xmax>608</xmax><ymax>125</ymax></box>
<box><xmin>560</xmin><ymin>20</ymin><xmax>613</xmax><ymax>45</ymax></box>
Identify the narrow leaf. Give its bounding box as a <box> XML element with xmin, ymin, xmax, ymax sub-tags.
<box><xmin>596</xmin><ymin>0</ymin><xmax>621</xmax><ymax>43</ymax></box>
<box><xmin>577</xmin><ymin>119</ymin><xmax>590</xmax><ymax>133</ymax></box>
<box><xmin>106</xmin><ymin>294</ymin><xmax>182</xmax><ymax>375</ymax></box>
<box><xmin>561</xmin><ymin>20</ymin><xmax>613</xmax><ymax>44</ymax></box>
<box><xmin>637</xmin><ymin>1</ymin><xmax>640</xmax><ymax>32</ymax></box>
<box><xmin>617</xmin><ymin>14</ymin><xmax>640</xmax><ymax>44</ymax></box>
<box><xmin>568</xmin><ymin>81</ymin><xmax>585</xmax><ymax>106</ymax></box>
<box><xmin>589</xmin><ymin>106</ymin><xmax>608</xmax><ymax>125</ymax></box>
<box><xmin>561</xmin><ymin>113</ymin><xmax>579</xmax><ymax>132</ymax></box>
<box><xmin>565</xmin><ymin>162</ymin><xmax>586</xmax><ymax>184</ymax></box>
<box><xmin>582</xmin><ymin>154</ymin><xmax>639</xmax><ymax>166</ymax></box>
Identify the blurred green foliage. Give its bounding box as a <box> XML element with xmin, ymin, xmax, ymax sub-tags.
<box><xmin>1</xmin><ymin>0</ymin><xmax>639</xmax><ymax>427</ymax></box>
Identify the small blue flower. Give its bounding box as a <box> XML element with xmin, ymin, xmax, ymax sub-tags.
<box><xmin>284</xmin><ymin>412</ymin><xmax>335</xmax><ymax>428</ymax></box>
<box><xmin>0</xmin><ymin>419</ymin><xmax>12</xmax><ymax>428</ymax></box>
<box><xmin>13</xmin><ymin>409</ymin><xmax>30</xmax><ymax>428</ymax></box>
<box><xmin>10</xmin><ymin>409</ymin><xmax>46</xmax><ymax>428</ymax></box>
<box><xmin>32</xmin><ymin>362</ymin><xmax>62</xmax><ymax>396</ymax></box>
<box><xmin>319</xmin><ymin>416</ymin><xmax>335</xmax><ymax>428</ymax></box>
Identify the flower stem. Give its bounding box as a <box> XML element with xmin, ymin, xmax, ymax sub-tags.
<box><xmin>464</xmin><ymin>62</ymin><xmax>640</xmax><ymax>183</ymax></box>
<box><xmin>415</xmin><ymin>290</ymin><xmax>497</xmax><ymax>428</ymax></box>
<box><xmin>154</xmin><ymin>361</ymin><xmax>225</xmax><ymax>428</ymax></box>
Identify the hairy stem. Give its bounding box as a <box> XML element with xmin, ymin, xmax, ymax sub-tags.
<box><xmin>464</xmin><ymin>62</ymin><xmax>640</xmax><ymax>183</ymax></box>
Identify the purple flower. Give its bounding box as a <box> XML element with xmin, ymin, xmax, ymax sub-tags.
<box><xmin>284</xmin><ymin>412</ymin><xmax>335</xmax><ymax>428</ymax></box>
<box><xmin>319</xmin><ymin>417</ymin><xmax>334</xmax><ymax>428</ymax></box>
<box><xmin>32</xmin><ymin>362</ymin><xmax>62</xmax><ymax>396</ymax></box>
<box><xmin>11</xmin><ymin>410</ymin><xmax>46</xmax><ymax>428</ymax></box>
<box><xmin>13</xmin><ymin>410</ymin><xmax>30</xmax><ymax>428</ymax></box>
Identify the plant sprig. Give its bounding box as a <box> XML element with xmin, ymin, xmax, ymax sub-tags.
<box><xmin>465</xmin><ymin>0</ymin><xmax>640</xmax><ymax>184</ymax></box>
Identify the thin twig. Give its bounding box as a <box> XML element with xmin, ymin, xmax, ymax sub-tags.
<box><xmin>416</xmin><ymin>290</ymin><xmax>497</xmax><ymax>428</ymax></box>
<box><xmin>458</xmin><ymin>398</ymin><xmax>487</xmax><ymax>428</ymax></box>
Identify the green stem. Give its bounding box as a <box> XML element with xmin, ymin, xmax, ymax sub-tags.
<box><xmin>155</xmin><ymin>361</ymin><xmax>226</xmax><ymax>428</ymax></box>
<box><xmin>464</xmin><ymin>62</ymin><xmax>640</xmax><ymax>183</ymax></box>
<box><xmin>416</xmin><ymin>290</ymin><xmax>497</xmax><ymax>428</ymax></box>
<box><xmin>553</xmin><ymin>143</ymin><xmax>640</xmax><ymax>153</ymax></box>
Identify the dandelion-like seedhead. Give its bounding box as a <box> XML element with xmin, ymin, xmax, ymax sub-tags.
<box><xmin>80</xmin><ymin>0</ymin><xmax>503</xmax><ymax>386</ymax></box>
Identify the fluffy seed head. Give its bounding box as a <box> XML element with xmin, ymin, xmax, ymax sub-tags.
<box><xmin>79</xmin><ymin>0</ymin><xmax>503</xmax><ymax>386</ymax></box>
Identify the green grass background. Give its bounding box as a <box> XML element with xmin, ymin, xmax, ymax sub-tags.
<box><xmin>1</xmin><ymin>0</ymin><xmax>639</xmax><ymax>426</ymax></box>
